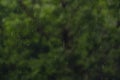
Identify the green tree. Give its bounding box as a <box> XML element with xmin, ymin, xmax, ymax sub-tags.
<box><xmin>0</xmin><ymin>0</ymin><xmax>120</xmax><ymax>80</ymax></box>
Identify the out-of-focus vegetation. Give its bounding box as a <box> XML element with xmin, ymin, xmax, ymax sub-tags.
<box><xmin>0</xmin><ymin>0</ymin><xmax>120</xmax><ymax>80</ymax></box>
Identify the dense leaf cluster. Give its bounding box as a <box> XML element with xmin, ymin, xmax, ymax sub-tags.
<box><xmin>0</xmin><ymin>0</ymin><xmax>120</xmax><ymax>80</ymax></box>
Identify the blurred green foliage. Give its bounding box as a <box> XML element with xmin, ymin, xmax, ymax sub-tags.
<box><xmin>0</xmin><ymin>0</ymin><xmax>120</xmax><ymax>80</ymax></box>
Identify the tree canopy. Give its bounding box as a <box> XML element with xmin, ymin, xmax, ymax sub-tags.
<box><xmin>0</xmin><ymin>0</ymin><xmax>120</xmax><ymax>80</ymax></box>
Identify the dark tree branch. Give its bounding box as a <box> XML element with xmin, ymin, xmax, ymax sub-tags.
<box><xmin>116</xmin><ymin>20</ymin><xmax>120</xmax><ymax>28</ymax></box>
<box><xmin>18</xmin><ymin>0</ymin><xmax>34</xmax><ymax>18</ymax></box>
<box><xmin>60</xmin><ymin>0</ymin><xmax>68</xmax><ymax>8</ymax></box>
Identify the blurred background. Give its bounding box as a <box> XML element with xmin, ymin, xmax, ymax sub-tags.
<box><xmin>0</xmin><ymin>0</ymin><xmax>120</xmax><ymax>80</ymax></box>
